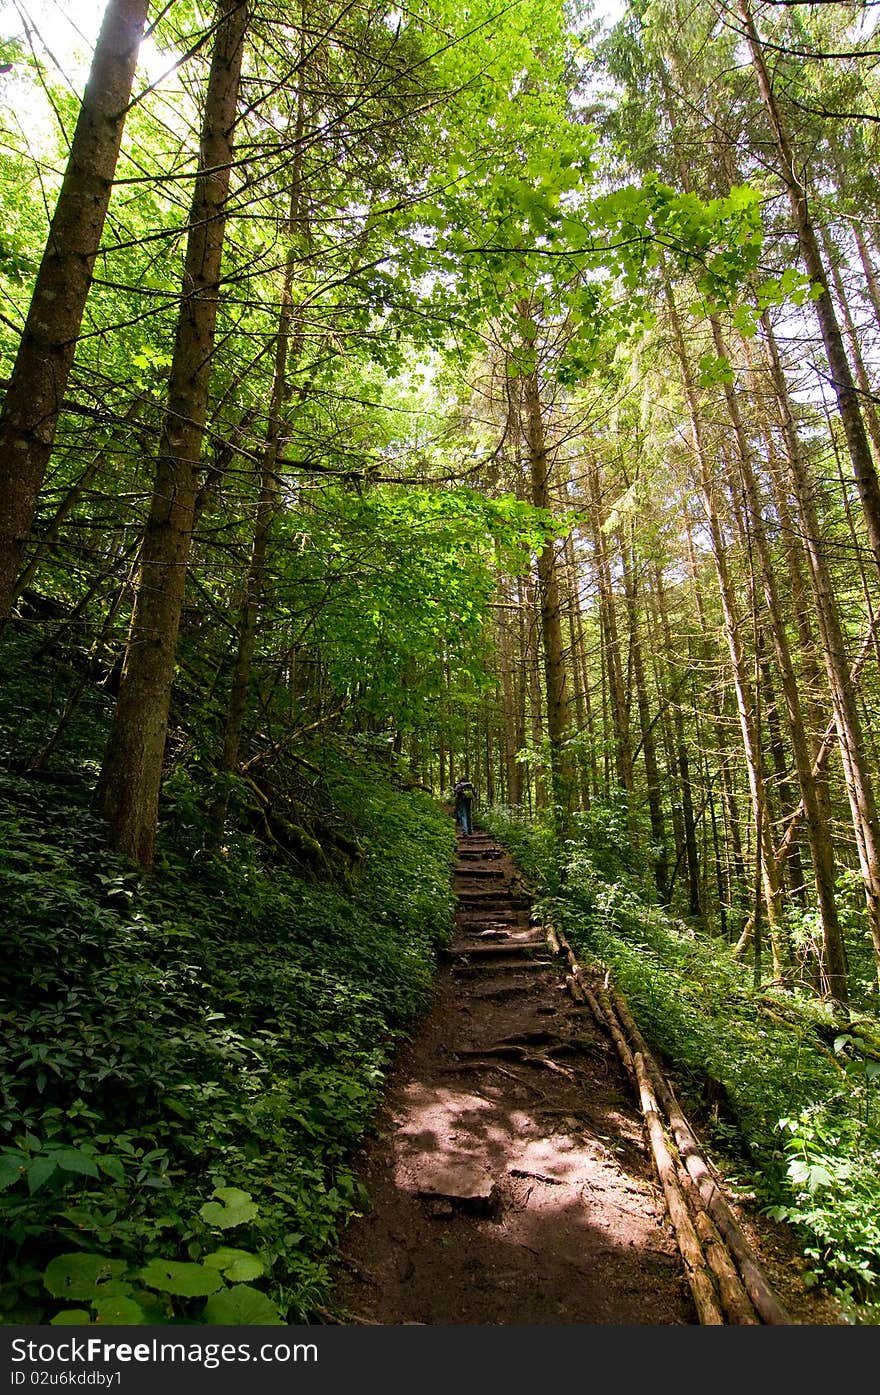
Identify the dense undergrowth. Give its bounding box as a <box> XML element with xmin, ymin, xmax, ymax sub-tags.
<box><xmin>0</xmin><ymin>644</ymin><xmax>456</xmax><ymax>1325</ymax></box>
<box><xmin>482</xmin><ymin>802</ymin><xmax>880</xmax><ymax>1324</ymax></box>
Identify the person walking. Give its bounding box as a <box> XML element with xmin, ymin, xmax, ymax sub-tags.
<box><xmin>454</xmin><ymin>776</ymin><xmax>476</xmax><ymax>836</ymax></box>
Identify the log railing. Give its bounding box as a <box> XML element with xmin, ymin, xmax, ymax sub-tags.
<box><xmin>545</xmin><ymin>922</ymin><xmax>792</xmax><ymax>1325</ymax></box>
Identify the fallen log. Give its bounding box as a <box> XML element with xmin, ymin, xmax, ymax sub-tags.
<box><xmin>676</xmin><ymin>1161</ymin><xmax>759</xmax><ymax>1324</ymax></box>
<box><xmin>543</xmin><ymin>919</ymin><xmax>792</xmax><ymax>1326</ymax></box>
<box><xmin>634</xmin><ymin>1052</ymin><xmax>725</xmax><ymax>1325</ymax></box>
<box><xmin>592</xmin><ymin>980</ymin><xmax>637</xmax><ymax>1086</ymax></box>
<box><xmin>608</xmin><ymin>986</ymin><xmax>792</xmax><ymax>1326</ymax></box>
<box><xmin>565</xmin><ymin>972</ymin><xmax>587</xmax><ymax>1003</ymax></box>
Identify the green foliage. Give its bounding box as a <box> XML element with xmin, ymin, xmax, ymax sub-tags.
<box><xmin>199</xmin><ymin>1188</ymin><xmax>258</xmax><ymax>1231</ymax></box>
<box><xmin>42</xmin><ymin>1189</ymin><xmax>284</xmax><ymax>1325</ymax></box>
<box><xmin>767</xmin><ymin>1102</ymin><xmax>880</xmax><ymax>1315</ymax></box>
<box><xmin>267</xmin><ymin>484</ymin><xmax>546</xmax><ymax>737</ymax></box>
<box><xmin>0</xmin><ymin>724</ymin><xmax>455</xmax><ymax>1324</ymax></box>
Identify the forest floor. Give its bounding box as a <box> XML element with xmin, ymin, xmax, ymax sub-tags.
<box><xmin>325</xmin><ymin>826</ymin><xmax>847</xmax><ymax>1326</ymax></box>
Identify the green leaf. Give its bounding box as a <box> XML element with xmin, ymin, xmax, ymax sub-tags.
<box><xmin>27</xmin><ymin>1156</ymin><xmax>57</xmax><ymax>1193</ymax></box>
<box><xmin>788</xmin><ymin>1159</ymin><xmax>809</xmax><ymax>1186</ymax></box>
<box><xmin>203</xmin><ymin>1248</ymin><xmax>265</xmax><ymax>1281</ymax></box>
<box><xmin>0</xmin><ymin>1153</ymin><xmax>24</xmax><ymax>1190</ymax></box>
<box><xmin>199</xmin><ymin>1187</ymin><xmax>259</xmax><ymax>1230</ymax></box>
<box><xmin>138</xmin><ymin>1260</ymin><xmax>224</xmax><ymax>1297</ymax></box>
<box><xmin>97</xmin><ymin>1156</ymin><xmax>126</xmax><ymax>1184</ymax></box>
<box><xmin>54</xmin><ymin>1149</ymin><xmax>101</xmax><ymax>1179</ymax></box>
<box><xmin>203</xmin><ymin>1284</ymin><xmax>284</xmax><ymax>1326</ymax></box>
<box><xmin>697</xmin><ymin>352</ymin><xmax>734</xmax><ymax>388</ymax></box>
<box><xmin>43</xmin><ymin>1253</ymin><xmax>128</xmax><ymax>1300</ymax></box>
<box><xmin>50</xmin><ymin>1311</ymin><xmax>93</xmax><ymax>1326</ymax></box>
<box><xmin>788</xmin><ymin>1159</ymin><xmax>833</xmax><ymax>1192</ymax></box>
<box><xmin>732</xmin><ymin>304</ymin><xmax>758</xmax><ymax>338</ymax></box>
<box><xmin>763</xmin><ymin>1206</ymin><xmax>791</xmax><ymax>1222</ymax></box>
<box><xmin>93</xmin><ymin>1295</ymin><xmax>148</xmax><ymax>1324</ymax></box>
<box><xmin>806</xmin><ymin>1164</ymin><xmax>833</xmax><ymax>1191</ymax></box>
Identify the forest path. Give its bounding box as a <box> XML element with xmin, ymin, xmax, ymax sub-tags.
<box><xmin>325</xmin><ymin>827</ymin><xmax>842</xmax><ymax>1326</ymax></box>
<box><xmin>326</xmin><ymin>826</ymin><xmax>698</xmax><ymax>1324</ymax></box>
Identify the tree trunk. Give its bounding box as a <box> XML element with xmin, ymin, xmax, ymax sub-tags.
<box><xmin>94</xmin><ymin>0</ymin><xmax>249</xmax><ymax>869</ymax></box>
<box><xmin>0</xmin><ymin>0</ymin><xmax>150</xmax><ymax>622</ymax></box>
<box><xmin>587</xmin><ymin>464</ymin><xmax>635</xmax><ymax>809</ymax></box>
<box><xmin>522</xmin><ymin>574</ymin><xmax>546</xmax><ymax>812</ymax></box>
<box><xmin>668</xmin><ymin>288</ymin><xmax>787</xmax><ymax>975</ymax></box>
<box><xmin>711</xmin><ymin>313</ymin><xmax>847</xmax><ymax>1001</ymax></box>
<box><xmin>520</xmin><ymin>365</ymin><xmax>573</xmax><ymax>820</ymax></box>
<box><xmin>209</xmin><ymin>79</ymin><xmax>308</xmax><ymax>843</ymax></box>
<box><xmin>563</xmin><ymin>533</ymin><xmax>593</xmax><ymax>812</ymax></box>
<box><xmin>820</xmin><ymin>223</ymin><xmax>880</xmax><ymax>465</ymax></box>
<box><xmin>762</xmin><ymin>310</ymin><xmax>880</xmax><ymax>989</ymax></box>
<box><xmin>853</xmin><ymin>224</ymin><xmax>880</xmax><ymax>329</ymax></box>
<box><xmin>651</xmin><ymin>566</ymin><xmax>702</xmax><ymax>920</ymax></box>
<box><xmin>739</xmin><ymin>0</ymin><xmax>880</xmax><ymax>582</ymax></box>
<box><xmin>620</xmin><ymin>526</ymin><xmax>669</xmax><ymax>900</ymax></box>
<box><xmin>497</xmin><ymin>580</ymin><xmax>524</xmax><ymax>806</ymax></box>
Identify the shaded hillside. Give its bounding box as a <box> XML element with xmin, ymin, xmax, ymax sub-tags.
<box><xmin>0</xmin><ymin>640</ymin><xmax>455</xmax><ymax>1324</ymax></box>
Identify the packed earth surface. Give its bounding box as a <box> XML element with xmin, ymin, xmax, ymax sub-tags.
<box><xmin>326</xmin><ymin>828</ymin><xmax>847</xmax><ymax>1326</ymax></box>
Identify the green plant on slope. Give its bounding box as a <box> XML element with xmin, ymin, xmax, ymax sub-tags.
<box><xmin>42</xmin><ymin>1188</ymin><xmax>282</xmax><ymax>1326</ymax></box>
<box><xmin>481</xmin><ymin>803</ymin><xmax>880</xmax><ymax>1318</ymax></box>
<box><xmin>0</xmin><ymin>721</ymin><xmax>455</xmax><ymax>1324</ymax></box>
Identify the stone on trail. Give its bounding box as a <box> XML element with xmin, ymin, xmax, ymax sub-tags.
<box><xmin>406</xmin><ymin>1155</ymin><xmax>499</xmax><ymax>1214</ymax></box>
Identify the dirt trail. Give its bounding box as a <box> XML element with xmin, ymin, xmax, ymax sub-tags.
<box><xmin>326</xmin><ymin>828</ymin><xmax>841</xmax><ymax>1325</ymax></box>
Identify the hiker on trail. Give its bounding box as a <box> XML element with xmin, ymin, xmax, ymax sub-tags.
<box><xmin>454</xmin><ymin>777</ymin><xmax>476</xmax><ymax>836</ymax></box>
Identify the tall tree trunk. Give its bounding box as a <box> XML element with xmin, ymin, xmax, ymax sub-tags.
<box><xmin>0</xmin><ymin>0</ymin><xmax>150</xmax><ymax>622</ymax></box>
<box><xmin>762</xmin><ymin>310</ymin><xmax>880</xmax><ymax>989</ymax></box>
<box><xmin>711</xmin><ymin>314</ymin><xmax>847</xmax><ymax>1001</ymax></box>
<box><xmin>94</xmin><ymin>0</ymin><xmax>249</xmax><ymax>869</ymax></box>
<box><xmin>497</xmin><ymin>581</ymin><xmax>524</xmax><ymax>806</ymax></box>
<box><xmin>209</xmin><ymin>79</ymin><xmax>308</xmax><ymax>843</ymax></box>
<box><xmin>620</xmin><ymin>527</ymin><xmax>669</xmax><ymax>900</ymax></box>
<box><xmin>587</xmin><ymin>464</ymin><xmax>634</xmax><ymax>808</ymax></box>
<box><xmin>853</xmin><ymin>224</ymin><xmax>880</xmax><ymax>329</ymax></box>
<box><xmin>739</xmin><ymin>0</ymin><xmax>880</xmax><ymax>581</ymax></box>
<box><xmin>522</xmin><ymin>574</ymin><xmax>546</xmax><ymax>812</ymax></box>
<box><xmin>668</xmin><ymin>289</ymin><xmax>787</xmax><ymax>976</ymax></box>
<box><xmin>520</xmin><ymin>365</ymin><xmax>573</xmax><ymax>819</ymax></box>
<box><xmin>820</xmin><ymin>223</ymin><xmax>880</xmax><ymax>464</ymax></box>
<box><xmin>651</xmin><ymin>566</ymin><xmax>702</xmax><ymax>920</ymax></box>
<box><xmin>563</xmin><ymin>533</ymin><xmax>593</xmax><ymax>811</ymax></box>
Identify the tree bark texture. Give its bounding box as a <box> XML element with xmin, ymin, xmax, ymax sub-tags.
<box><xmin>711</xmin><ymin>314</ymin><xmax>847</xmax><ymax>1001</ymax></box>
<box><xmin>520</xmin><ymin>366</ymin><xmax>573</xmax><ymax>818</ymax></box>
<box><xmin>95</xmin><ymin>0</ymin><xmax>249</xmax><ymax>868</ymax></box>
<box><xmin>739</xmin><ymin>0</ymin><xmax>880</xmax><ymax>583</ymax></box>
<box><xmin>667</xmin><ymin>289</ymin><xmax>788</xmax><ymax>974</ymax></box>
<box><xmin>762</xmin><ymin>311</ymin><xmax>880</xmax><ymax>987</ymax></box>
<box><xmin>0</xmin><ymin>0</ymin><xmax>150</xmax><ymax>622</ymax></box>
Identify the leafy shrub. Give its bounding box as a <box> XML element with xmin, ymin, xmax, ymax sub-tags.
<box><xmin>0</xmin><ymin>748</ymin><xmax>456</xmax><ymax>1324</ymax></box>
<box><xmin>41</xmin><ymin>1188</ymin><xmax>283</xmax><ymax>1326</ymax></box>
